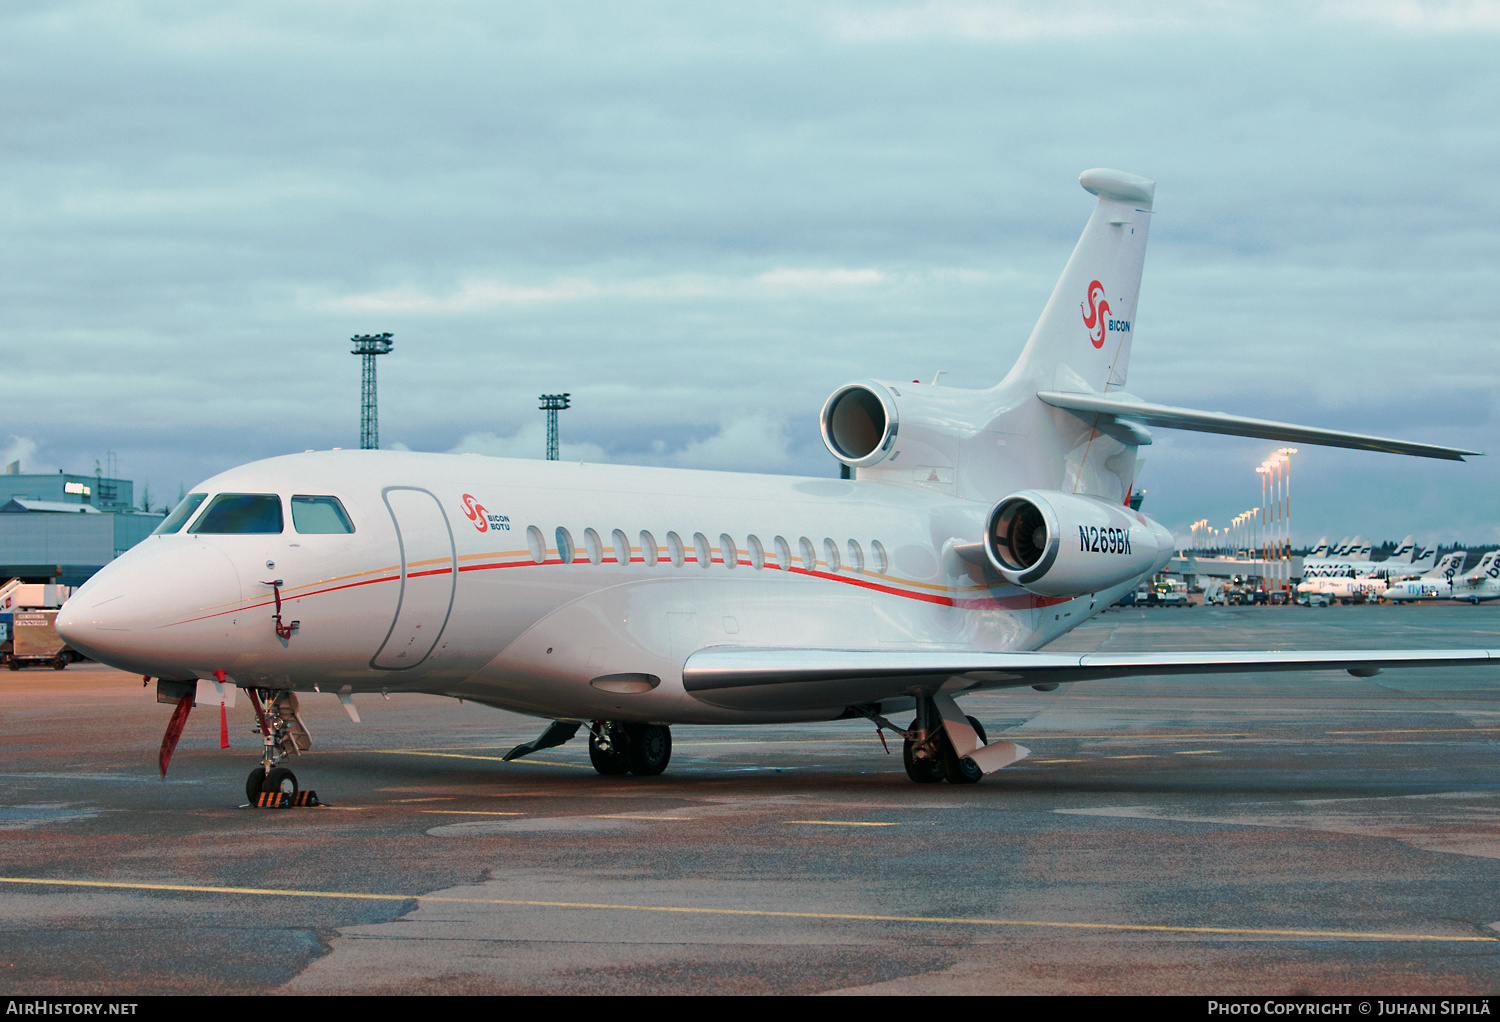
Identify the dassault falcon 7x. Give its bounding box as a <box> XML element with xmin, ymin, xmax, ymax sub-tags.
<box><xmin>56</xmin><ymin>169</ymin><xmax>1495</xmax><ymax>802</ymax></box>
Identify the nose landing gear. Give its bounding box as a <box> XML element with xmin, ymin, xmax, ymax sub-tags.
<box><xmin>245</xmin><ymin>689</ymin><xmax>314</xmax><ymax>806</ymax></box>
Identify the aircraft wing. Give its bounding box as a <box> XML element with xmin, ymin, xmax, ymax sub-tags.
<box><xmin>1036</xmin><ymin>390</ymin><xmax>1482</xmax><ymax>461</ymax></box>
<box><xmin>682</xmin><ymin>647</ymin><xmax>1499</xmax><ymax>711</ymax></box>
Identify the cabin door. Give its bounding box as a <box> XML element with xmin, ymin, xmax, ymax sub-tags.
<box><xmin>371</xmin><ymin>487</ymin><xmax>457</xmax><ymax>670</ymax></box>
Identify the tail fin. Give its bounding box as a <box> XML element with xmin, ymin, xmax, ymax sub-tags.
<box><xmin>1391</xmin><ymin>535</ymin><xmax>1416</xmax><ymax>561</ymax></box>
<box><xmin>1003</xmin><ymin>169</ymin><xmax>1154</xmax><ymax>393</ymax></box>
<box><xmin>1333</xmin><ymin>537</ymin><xmax>1353</xmax><ymax>556</ymax></box>
<box><xmin>1407</xmin><ymin>546</ymin><xmax>1437</xmax><ymax>572</ymax></box>
<box><xmin>1424</xmin><ymin>551</ymin><xmax>1465</xmax><ymax>580</ymax></box>
<box><xmin>1466</xmin><ymin>551</ymin><xmax>1498</xmax><ymax>582</ymax></box>
<box><xmin>1308</xmin><ymin>537</ymin><xmax>1330</xmax><ymax>559</ymax></box>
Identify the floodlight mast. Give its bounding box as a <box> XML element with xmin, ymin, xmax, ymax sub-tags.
<box><xmin>351</xmin><ymin>333</ymin><xmax>394</xmax><ymax>450</ymax></box>
<box><xmin>539</xmin><ymin>393</ymin><xmax>571</xmax><ymax>461</ymax></box>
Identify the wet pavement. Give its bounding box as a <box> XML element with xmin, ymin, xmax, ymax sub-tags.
<box><xmin>2</xmin><ymin>603</ymin><xmax>1498</xmax><ymax>994</ymax></box>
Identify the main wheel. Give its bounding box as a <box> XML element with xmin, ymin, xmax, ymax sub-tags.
<box><xmin>624</xmin><ymin>723</ymin><xmax>671</xmax><ymax>776</ymax></box>
<box><xmin>263</xmin><ymin>767</ymin><xmax>298</xmax><ymax>798</ymax></box>
<box><xmin>589</xmin><ymin>726</ymin><xmax>630</xmax><ymax>775</ymax></box>
<box><xmin>245</xmin><ymin>767</ymin><xmax>267</xmax><ymax>804</ymax></box>
<box><xmin>902</xmin><ymin>736</ymin><xmax>944</xmax><ymax>783</ymax></box>
<box><xmin>938</xmin><ymin>727</ymin><xmax>983</xmax><ymax>784</ymax></box>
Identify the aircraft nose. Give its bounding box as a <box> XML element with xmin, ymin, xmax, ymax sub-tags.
<box><xmin>56</xmin><ymin>540</ymin><xmax>243</xmax><ymax>675</ymax></box>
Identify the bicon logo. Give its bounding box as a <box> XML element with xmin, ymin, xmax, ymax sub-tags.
<box><xmin>460</xmin><ymin>493</ymin><xmax>489</xmax><ymax>533</ymax></box>
<box><xmin>1080</xmin><ymin>280</ymin><xmax>1110</xmax><ymax>349</ymax></box>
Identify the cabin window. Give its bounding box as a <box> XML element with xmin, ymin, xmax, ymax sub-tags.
<box><xmin>290</xmin><ymin>495</ymin><xmax>355</xmax><ymax>534</ymax></box>
<box><xmin>189</xmin><ymin>494</ymin><xmax>283</xmax><ymax>534</ymax></box>
<box><xmin>583</xmin><ymin>527</ymin><xmax>603</xmax><ymax>565</ymax></box>
<box><xmin>720</xmin><ymin>534</ymin><xmax>738</xmax><ymax>569</ymax></box>
<box><xmin>693</xmin><ymin>532</ymin><xmax>711</xmax><ymax>569</ymax></box>
<box><xmin>799</xmin><ymin>537</ymin><xmax>817</xmax><ymax>570</ymax></box>
<box><xmin>667</xmin><ymin>531</ymin><xmax>685</xmax><ymax>567</ymax></box>
<box><xmin>556</xmin><ymin>527</ymin><xmax>575</xmax><ymax>564</ymax></box>
<box><xmin>773</xmin><ymin>536</ymin><xmax>791</xmax><ymax>570</ymax></box>
<box><xmin>527</xmin><ymin>525</ymin><xmax>546</xmax><ymax>564</ymax></box>
<box><xmin>612</xmin><ymin>529</ymin><xmax>631</xmax><ymax>565</ymax></box>
<box><xmin>153</xmin><ymin>493</ymin><xmax>207</xmax><ymax>535</ymax></box>
<box><xmin>871</xmin><ymin>540</ymin><xmax>889</xmax><ymax>573</ymax></box>
<box><xmin>640</xmin><ymin>530</ymin><xmax>658</xmax><ymax>566</ymax></box>
<box><xmin>747</xmin><ymin>535</ymin><xmax>765</xmax><ymax>570</ymax></box>
<box><xmin>847</xmin><ymin>539</ymin><xmax>864</xmax><ymax>573</ymax></box>
<box><xmin>823</xmin><ymin>538</ymin><xmax>841</xmax><ymax>572</ymax></box>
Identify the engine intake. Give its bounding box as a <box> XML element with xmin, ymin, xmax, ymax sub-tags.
<box><xmin>820</xmin><ymin>382</ymin><xmax>898</xmax><ymax>467</ymax></box>
<box><xmin>985</xmin><ymin>489</ymin><xmax>1171</xmax><ymax>598</ymax></box>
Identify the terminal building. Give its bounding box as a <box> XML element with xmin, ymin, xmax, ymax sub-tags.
<box><xmin>0</xmin><ymin>468</ymin><xmax>163</xmax><ymax>585</ymax></box>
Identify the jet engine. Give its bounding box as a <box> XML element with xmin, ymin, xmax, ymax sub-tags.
<box><xmin>984</xmin><ymin>489</ymin><xmax>1172</xmax><ymax>598</ymax></box>
<box><xmin>820</xmin><ymin>382</ymin><xmax>899</xmax><ymax>468</ymax></box>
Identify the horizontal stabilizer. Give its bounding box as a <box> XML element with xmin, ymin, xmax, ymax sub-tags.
<box><xmin>683</xmin><ymin>647</ymin><xmax>1498</xmax><ymax>711</ymax></box>
<box><xmin>1036</xmin><ymin>391</ymin><xmax>1481</xmax><ymax>461</ymax></box>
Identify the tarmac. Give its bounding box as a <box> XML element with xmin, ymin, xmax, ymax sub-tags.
<box><xmin>2</xmin><ymin>603</ymin><xmax>1498</xmax><ymax>995</ymax></box>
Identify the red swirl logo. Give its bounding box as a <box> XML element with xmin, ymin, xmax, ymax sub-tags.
<box><xmin>1081</xmin><ymin>280</ymin><xmax>1110</xmax><ymax>349</ymax></box>
<box><xmin>460</xmin><ymin>493</ymin><xmax>488</xmax><ymax>533</ymax></box>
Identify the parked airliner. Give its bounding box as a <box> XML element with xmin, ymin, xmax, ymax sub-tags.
<box><xmin>54</xmin><ymin>169</ymin><xmax>1496</xmax><ymax>802</ymax></box>
<box><xmin>1379</xmin><ymin>552</ymin><xmax>1469</xmax><ymax>603</ymax></box>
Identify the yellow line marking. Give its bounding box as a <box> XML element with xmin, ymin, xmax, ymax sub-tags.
<box><xmin>785</xmin><ymin>820</ymin><xmax>900</xmax><ymax>827</ymax></box>
<box><xmin>1105</xmin><ymin>755</ymin><xmax>1155</xmax><ymax>760</ymax></box>
<box><xmin>419</xmin><ymin>811</ymin><xmax>526</xmax><ymax>817</ymax></box>
<box><xmin>0</xmin><ymin>877</ymin><xmax>1487</xmax><ymax>942</ymax></box>
<box><xmin>594</xmin><ymin>814</ymin><xmax>689</xmax><ymax>821</ymax></box>
<box><xmin>1326</xmin><ymin>728</ymin><xmax>1500</xmax><ymax>736</ymax></box>
<box><xmin>1174</xmin><ymin>750</ymin><xmax>1219</xmax><ymax>755</ymax></box>
<box><xmin>391</xmin><ymin>797</ymin><xmax>453</xmax><ymax>803</ymax></box>
<box><xmin>997</xmin><ymin>733</ymin><xmax>1257</xmax><ymax>740</ymax></box>
<box><xmin>1031</xmin><ymin>759</ymin><xmax>1086</xmax><ymax>764</ymax></box>
<box><xmin>372</xmin><ymin>750</ymin><xmax>593</xmax><ymax>771</ymax></box>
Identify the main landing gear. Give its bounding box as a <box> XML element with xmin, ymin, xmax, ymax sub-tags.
<box><xmin>863</xmin><ymin>696</ymin><xmax>990</xmax><ymax>785</ymax></box>
<box><xmin>504</xmin><ymin>718</ymin><xmax>673</xmax><ymax>777</ymax></box>
<box><xmin>245</xmin><ymin>689</ymin><xmax>311</xmax><ymax>804</ymax></box>
<box><xmin>589</xmin><ymin>721</ymin><xmax>672</xmax><ymax>776</ymax></box>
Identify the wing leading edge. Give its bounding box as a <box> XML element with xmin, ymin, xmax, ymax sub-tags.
<box><xmin>682</xmin><ymin>647</ymin><xmax>1499</xmax><ymax>712</ymax></box>
<box><xmin>1036</xmin><ymin>391</ymin><xmax>1483</xmax><ymax>461</ymax></box>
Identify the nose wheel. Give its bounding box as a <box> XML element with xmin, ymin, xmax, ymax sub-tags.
<box><xmin>245</xmin><ymin>766</ymin><xmax>299</xmax><ymax>804</ymax></box>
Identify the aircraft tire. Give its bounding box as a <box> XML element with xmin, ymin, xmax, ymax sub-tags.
<box><xmin>940</xmin><ymin>729</ymin><xmax>983</xmax><ymax>785</ymax></box>
<box><xmin>902</xmin><ymin>736</ymin><xmax>944</xmax><ymax>783</ymax></box>
<box><xmin>264</xmin><ymin>767</ymin><xmax>298</xmax><ymax>797</ymax></box>
<box><xmin>589</xmin><ymin>729</ymin><xmax>630</xmax><ymax>775</ymax></box>
<box><xmin>245</xmin><ymin>767</ymin><xmax>267</xmax><ymax>805</ymax></box>
<box><xmin>624</xmin><ymin>723</ymin><xmax>671</xmax><ymax>776</ymax></box>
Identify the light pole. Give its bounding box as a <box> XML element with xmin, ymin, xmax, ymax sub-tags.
<box><xmin>1278</xmin><ymin>448</ymin><xmax>1297</xmax><ymax>592</ymax></box>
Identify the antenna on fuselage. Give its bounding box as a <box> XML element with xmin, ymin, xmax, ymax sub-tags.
<box><xmin>350</xmin><ymin>333</ymin><xmax>394</xmax><ymax>450</ymax></box>
<box><xmin>539</xmin><ymin>393</ymin><xmax>571</xmax><ymax>461</ymax></box>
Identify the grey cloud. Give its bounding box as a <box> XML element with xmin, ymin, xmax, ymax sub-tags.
<box><xmin>0</xmin><ymin>2</ymin><xmax>1495</xmax><ymax>543</ymax></box>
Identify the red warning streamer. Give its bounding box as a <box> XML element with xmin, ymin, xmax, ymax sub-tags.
<box><xmin>158</xmin><ymin>697</ymin><xmax>193</xmax><ymax>779</ymax></box>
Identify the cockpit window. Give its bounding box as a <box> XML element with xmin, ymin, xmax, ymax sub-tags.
<box><xmin>152</xmin><ymin>493</ymin><xmax>208</xmax><ymax>535</ymax></box>
<box><xmin>189</xmin><ymin>493</ymin><xmax>284</xmax><ymax>534</ymax></box>
<box><xmin>291</xmin><ymin>495</ymin><xmax>355</xmax><ymax>534</ymax></box>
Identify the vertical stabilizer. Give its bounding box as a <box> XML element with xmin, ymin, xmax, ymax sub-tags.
<box><xmin>1391</xmin><ymin>535</ymin><xmax>1416</xmax><ymax>562</ymax></box>
<box><xmin>1309</xmin><ymin>537</ymin><xmax>1330</xmax><ymax>559</ymax></box>
<box><xmin>1424</xmin><ymin>552</ymin><xmax>1465</xmax><ymax>581</ymax></box>
<box><xmin>1002</xmin><ymin>169</ymin><xmax>1155</xmax><ymax>394</ymax></box>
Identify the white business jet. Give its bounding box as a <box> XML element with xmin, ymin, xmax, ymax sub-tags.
<box><xmin>55</xmin><ymin>169</ymin><xmax>1496</xmax><ymax>803</ymax></box>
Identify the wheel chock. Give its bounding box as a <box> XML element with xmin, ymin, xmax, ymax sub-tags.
<box><xmin>245</xmin><ymin>790</ymin><xmax>326</xmax><ymax>809</ymax></box>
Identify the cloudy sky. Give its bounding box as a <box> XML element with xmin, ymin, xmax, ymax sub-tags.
<box><xmin>2</xmin><ymin>0</ymin><xmax>1496</xmax><ymax>546</ymax></box>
